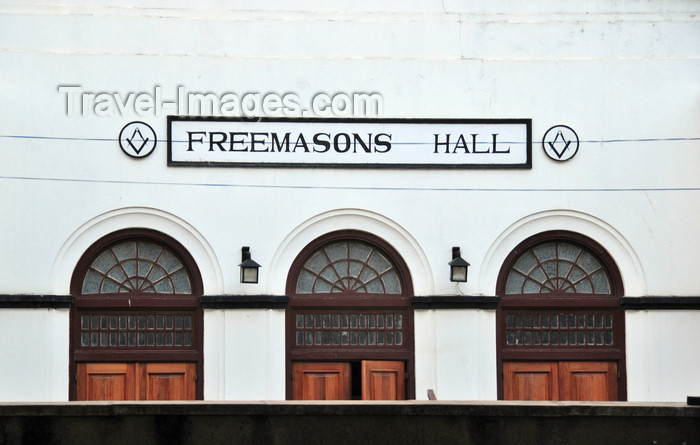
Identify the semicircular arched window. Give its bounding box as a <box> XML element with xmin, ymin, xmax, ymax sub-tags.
<box><xmin>81</xmin><ymin>239</ymin><xmax>192</xmax><ymax>295</ymax></box>
<box><xmin>505</xmin><ymin>241</ymin><xmax>612</xmax><ymax>295</ymax></box>
<box><xmin>295</xmin><ymin>240</ymin><xmax>402</xmax><ymax>295</ymax></box>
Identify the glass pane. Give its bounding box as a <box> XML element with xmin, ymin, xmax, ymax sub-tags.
<box><xmin>505</xmin><ymin>271</ymin><xmax>525</xmax><ymax>294</ymax></box>
<box><xmin>543</xmin><ymin>262</ymin><xmax>557</xmax><ymax>282</ymax></box>
<box><xmin>568</xmin><ymin>266</ymin><xmax>585</xmax><ymax>283</ymax></box>
<box><xmin>137</xmin><ymin>259</ymin><xmax>152</xmax><ymax>278</ymax></box>
<box><xmin>349</xmin><ymin>242</ymin><xmax>372</xmax><ymax>261</ymax></box>
<box><xmin>365</xmin><ymin>279</ymin><xmax>384</xmax><ymax>293</ymax></box>
<box><xmin>367</xmin><ymin>252</ymin><xmax>391</xmax><ymax>274</ymax></box>
<box><xmin>382</xmin><ymin>272</ymin><xmax>402</xmax><ymax>294</ymax></box>
<box><xmin>512</xmin><ymin>251</ymin><xmax>537</xmax><ymax>275</ymax></box>
<box><xmin>320</xmin><ymin>266</ymin><xmax>339</xmax><ymax>284</ymax></box>
<box><xmin>305</xmin><ymin>251</ymin><xmax>329</xmax><ymax>274</ymax></box>
<box><xmin>112</xmin><ymin>242</ymin><xmax>136</xmax><ymax>262</ymax></box>
<box><xmin>557</xmin><ymin>243</ymin><xmax>581</xmax><ymax>262</ymax></box>
<box><xmin>82</xmin><ymin>269</ymin><xmax>103</xmax><ymax>294</ymax></box>
<box><xmin>296</xmin><ymin>270</ymin><xmax>315</xmax><ymax>294</ymax></box>
<box><xmin>529</xmin><ymin>267</ymin><xmax>546</xmax><ymax>283</ymax></box>
<box><xmin>532</xmin><ymin>242</ymin><xmax>556</xmax><ymax>262</ymax></box>
<box><xmin>523</xmin><ymin>279</ymin><xmax>542</xmax><ymax>293</ymax></box>
<box><xmin>325</xmin><ymin>242</ymin><xmax>348</xmax><ymax>263</ymax></box>
<box><xmin>578</xmin><ymin>251</ymin><xmax>601</xmax><ymax>274</ymax></box>
<box><xmin>155</xmin><ymin>279</ymin><xmax>174</xmax><ymax>293</ymax></box>
<box><xmin>146</xmin><ymin>266</ymin><xmax>167</xmax><ymax>286</ymax></box>
<box><xmin>121</xmin><ymin>260</ymin><xmax>137</xmax><ymax>278</ymax></box>
<box><xmin>348</xmin><ymin>260</ymin><xmax>364</xmax><ymax>279</ymax></box>
<box><xmin>591</xmin><ymin>270</ymin><xmax>611</xmax><ymax>294</ymax></box>
<box><xmin>575</xmin><ymin>279</ymin><xmax>593</xmax><ymax>293</ymax></box>
<box><xmin>92</xmin><ymin>250</ymin><xmax>117</xmax><ymax>274</ymax></box>
<box><xmin>101</xmin><ymin>279</ymin><xmax>120</xmax><ymax>293</ymax></box>
<box><xmin>158</xmin><ymin>250</ymin><xmax>182</xmax><ymax>274</ymax></box>
<box><xmin>558</xmin><ymin>261</ymin><xmax>573</xmax><ymax>280</ymax></box>
<box><xmin>138</xmin><ymin>241</ymin><xmax>161</xmax><ymax>261</ymax></box>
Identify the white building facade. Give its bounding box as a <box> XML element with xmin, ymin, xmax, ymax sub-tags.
<box><xmin>0</xmin><ymin>0</ymin><xmax>699</xmax><ymax>402</ymax></box>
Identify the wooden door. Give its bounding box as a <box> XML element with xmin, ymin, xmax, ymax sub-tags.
<box><xmin>77</xmin><ymin>363</ymin><xmax>136</xmax><ymax>401</ymax></box>
<box><xmin>503</xmin><ymin>361</ymin><xmax>617</xmax><ymax>401</ymax></box>
<box><xmin>77</xmin><ymin>362</ymin><xmax>196</xmax><ymax>401</ymax></box>
<box><xmin>560</xmin><ymin>361</ymin><xmax>617</xmax><ymax>401</ymax></box>
<box><xmin>362</xmin><ymin>361</ymin><xmax>405</xmax><ymax>400</ymax></box>
<box><xmin>503</xmin><ymin>362</ymin><xmax>559</xmax><ymax>401</ymax></box>
<box><xmin>140</xmin><ymin>363</ymin><xmax>196</xmax><ymax>400</ymax></box>
<box><xmin>292</xmin><ymin>362</ymin><xmax>351</xmax><ymax>400</ymax></box>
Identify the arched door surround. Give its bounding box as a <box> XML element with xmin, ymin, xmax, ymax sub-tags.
<box><xmin>285</xmin><ymin>230</ymin><xmax>414</xmax><ymax>400</ymax></box>
<box><xmin>69</xmin><ymin>228</ymin><xmax>203</xmax><ymax>400</ymax></box>
<box><xmin>496</xmin><ymin>230</ymin><xmax>626</xmax><ymax>401</ymax></box>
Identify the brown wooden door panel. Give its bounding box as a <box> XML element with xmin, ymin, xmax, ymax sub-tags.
<box><xmin>293</xmin><ymin>362</ymin><xmax>351</xmax><ymax>400</ymax></box>
<box><xmin>560</xmin><ymin>361</ymin><xmax>617</xmax><ymax>401</ymax></box>
<box><xmin>503</xmin><ymin>362</ymin><xmax>559</xmax><ymax>401</ymax></box>
<box><xmin>504</xmin><ymin>361</ymin><xmax>618</xmax><ymax>401</ymax></box>
<box><xmin>141</xmin><ymin>363</ymin><xmax>196</xmax><ymax>401</ymax></box>
<box><xmin>77</xmin><ymin>363</ymin><xmax>136</xmax><ymax>401</ymax></box>
<box><xmin>77</xmin><ymin>362</ymin><xmax>196</xmax><ymax>401</ymax></box>
<box><xmin>361</xmin><ymin>361</ymin><xmax>405</xmax><ymax>400</ymax></box>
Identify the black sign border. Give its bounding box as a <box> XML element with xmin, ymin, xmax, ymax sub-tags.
<box><xmin>167</xmin><ymin>116</ymin><xmax>532</xmax><ymax>170</ymax></box>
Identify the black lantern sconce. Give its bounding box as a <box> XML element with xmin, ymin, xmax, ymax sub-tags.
<box><xmin>239</xmin><ymin>246</ymin><xmax>261</xmax><ymax>284</ymax></box>
<box><xmin>449</xmin><ymin>246</ymin><xmax>470</xmax><ymax>282</ymax></box>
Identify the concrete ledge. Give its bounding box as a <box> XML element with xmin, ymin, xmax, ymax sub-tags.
<box><xmin>1</xmin><ymin>401</ymin><xmax>698</xmax><ymax>445</ymax></box>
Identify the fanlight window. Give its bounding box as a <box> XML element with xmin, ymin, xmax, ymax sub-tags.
<box><xmin>296</xmin><ymin>240</ymin><xmax>402</xmax><ymax>294</ymax></box>
<box><xmin>505</xmin><ymin>241</ymin><xmax>611</xmax><ymax>295</ymax></box>
<box><xmin>82</xmin><ymin>240</ymin><xmax>192</xmax><ymax>295</ymax></box>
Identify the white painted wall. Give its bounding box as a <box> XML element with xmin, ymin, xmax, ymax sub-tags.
<box><xmin>204</xmin><ymin>309</ymin><xmax>286</xmax><ymax>400</ymax></box>
<box><xmin>415</xmin><ymin>310</ymin><xmax>497</xmax><ymax>400</ymax></box>
<box><xmin>0</xmin><ymin>310</ymin><xmax>69</xmax><ymax>401</ymax></box>
<box><xmin>0</xmin><ymin>1</ymin><xmax>698</xmax><ymax>401</ymax></box>
<box><xmin>626</xmin><ymin>310</ymin><xmax>700</xmax><ymax>402</ymax></box>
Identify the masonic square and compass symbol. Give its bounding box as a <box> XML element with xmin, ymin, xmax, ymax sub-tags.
<box><xmin>542</xmin><ymin>124</ymin><xmax>579</xmax><ymax>162</ymax></box>
<box><xmin>119</xmin><ymin>121</ymin><xmax>157</xmax><ymax>158</ymax></box>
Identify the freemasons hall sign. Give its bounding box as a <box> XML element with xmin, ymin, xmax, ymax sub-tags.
<box><xmin>168</xmin><ymin>117</ymin><xmax>531</xmax><ymax>169</ymax></box>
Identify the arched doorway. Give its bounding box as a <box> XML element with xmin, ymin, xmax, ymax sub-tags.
<box><xmin>496</xmin><ymin>231</ymin><xmax>626</xmax><ymax>401</ymax></box>
<box><xmin>69</xmin><ymin>229</ymin><xmax>203</xmax><ymax>400</ymax></box>
<box><xmin>286</xmin><ymin>230</ymin><xmax>414</xmax><ymax>400</ymax></box>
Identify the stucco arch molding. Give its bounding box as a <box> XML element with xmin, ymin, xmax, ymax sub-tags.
<box><xmin>480</xmin><ymin>210</ymin><xmax>646</xmax><ymax>297</ymax></box>
<box><xmin>51</xmin><ymin>207</ymin><xmax>224</xmax><ymax>295</ymax></box>
<box><xmin>268</xmin><ymin>209</ymin><xmax>433</xmax><ymax>296</ymax></box>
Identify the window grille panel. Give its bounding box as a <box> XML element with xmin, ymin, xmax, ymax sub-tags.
<box><xmin>294</xmin><ymin>310</ymin><xmax>405</xmax><ymax>348</ymax></box>
<box><xmin>504</xmin><ymin>310</ymin><xmax>615</xmax><ymax>347</ymax></box>
<box><xmin>79</xmin><ymin>311</ymin><xmax>195</xmax><ymax>349</ymax></box>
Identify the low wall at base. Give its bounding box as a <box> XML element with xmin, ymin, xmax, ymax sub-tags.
<box><xmin>1</xmin><ymin>401</ymin><xmax>698</xmax><ymax>445</ymax></box>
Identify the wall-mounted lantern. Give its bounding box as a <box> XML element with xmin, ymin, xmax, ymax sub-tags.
<box><xmin>448</xmin><ymin>246</ymin><xmax>470</xmax><ymax>282</ymax></box>
<box><xmin>239</xmin><ymin>246</ymin><xmax>261</xmax><ymax>284</ymax></box>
